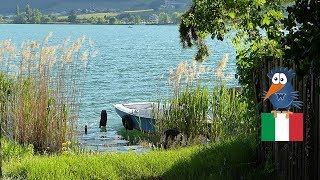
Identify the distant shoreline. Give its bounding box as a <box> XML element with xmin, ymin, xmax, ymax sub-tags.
<box><xmin>0</xmin><ymin>22</ymin><xmax>178</xmax><ymax>26</ymax></box>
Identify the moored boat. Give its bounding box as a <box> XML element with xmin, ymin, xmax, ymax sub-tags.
<box><xmin>113</xmin><ymin>102</ymin><xmax>159</xmax><ymax>133</ymax></box>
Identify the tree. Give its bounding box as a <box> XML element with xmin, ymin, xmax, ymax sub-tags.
<box><xmin>171</xmin><ymin>12</ymin><xmax>181</xmax><ymax>24</ymax></box>
<box><xmin>109</xmin><ymin>17</ymin><xmax>116</xmax><ymax>24</ymax></box>
<box><xmin>48</xmin><ymin>13</ymin><xmax>58</xmax><ymax>22</ymax></box>
<box><xmin>13</xmin><ymin>12</ymin><xmax>27</xmax><ymax>24</ymax></box>
<box><xmin>31</xmin><ymin>9</ymin><xmax>42</xmax><ymax>24</ymax></box>
<box><xmin>149</xmin><ymin>14</ymin><xmax>158</xmax><ymax>24</ymax></box>
<box><xmin>179</xmin><ymin>1</ymin><xmax>320</xmax><ymax>178</ymax></box>
<box><xmin>97</xmin><ymin>17</ymin><xmax>104</xmax><ymax>25</ymax></box>
<box><xmin>284</xmin><ymin>0</ymin><xmax>320</xmax><ymax>78</ymax></box>
<box><xmin>68</xmin><ymin>10</ymin><xmax>77</xmax><ymax>23</ymax></box>
<box><xmin>15</xmin><ymin>5</ymin><xmax>20</xmax><ymax>16</ymax></box>
<box><xmin>158</xmin><ymin>12</ymin><xmax>170</xmax><ymax>24</ymax></box>
<box><xmin>116</xmin><ymin>13</ymin><xmax>133</xmax><ymax>24</ymax></box>
<box><xmin>13</xmin><ymin>5</ymin><xmax>45</xmax><ymax>24</ymax></box>
<box><xmin>134</xmin><ymin>15</ymin><xmax>141</xmax><ymax>25</ymax></box>
<box><xmin>88</xmin><ymin>17</ymin><xmax>98</xmax><ymax>24</ymax></box>
<box><xmin>25</xmin><ymin>4</ymin><xmax>31</xmax><ymax>22</ymax></box>
<box><xmin>41</xmin><ymin>15</ymin><xmax>52</xmax><ymax>23</ymax></box>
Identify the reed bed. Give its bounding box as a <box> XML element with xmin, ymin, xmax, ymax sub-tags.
<box><xmin>0</xmin><ymin>34</ymin><xmax>94</xmax><ymax>152</ymax></box>
<box><xmin>156</xmin><ymin>55</ymin><xmax>255</xmax><ymax>143</ymax></box>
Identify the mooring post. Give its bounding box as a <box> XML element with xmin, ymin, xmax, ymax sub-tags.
<box><xmin>85</xmin><ymin>125</ymin><xmax>87</xmax><ymax>135</ymax></box>
<box><xmin>100</xmin><ymin>110</ymin><xmax>107</xmax><ymax>128</ymax></box>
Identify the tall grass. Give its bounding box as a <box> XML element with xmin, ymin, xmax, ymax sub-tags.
<box><xmin>156</xmin><ymin>55</ymin><xmax>255</xmax><ymax>142</ymax></box>
<box><xmin>210</xmin><ymin>84</ymin><xmax>253</xmax><ymax>140</ymax></box>
<box><xmin>156</xmin><ymin>85</ymin><xmax>210</xmax><ymax>139</ymax></box>
<box><xmin>0</xmin><ymin>34</ymin><xmax>94</xmax><ymax>152</ymax></box>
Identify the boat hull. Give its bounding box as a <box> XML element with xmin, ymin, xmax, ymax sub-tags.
<box><xmin>114</xmin><ymin>103</ymin><xmax>156</xmax><ymax>133</ymax></box>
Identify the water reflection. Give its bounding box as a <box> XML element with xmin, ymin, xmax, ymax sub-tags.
<box><xmin>78</xmin><ymin>125</ymin><xmax>149</xmax><ymax>153</ymax></box>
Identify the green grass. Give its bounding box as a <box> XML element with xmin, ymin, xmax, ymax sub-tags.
<box><xmin>77</xmin><ymin>13</ymin><xmax>118</xmax><ymax>19</ymax></box>
<box><xmin>124</xmin><ymin>9</ymin><xmax>154</xmax><ymax>13</ymax></box>
<box><xmin>3</xmin><ymin>136</ymin><xmax>259</xmax><ymax>179</ymax></box>
<box><xmin>118</xmin><ymin>128</ymin><xmax>160</xmax><ymax>146</ymax></box>
<box><xmin>58</xmin><ymin>13</ymin><xmax>118</xmax><ymax>20</ymax></box>
<box><xmin>1</xmin><ymin>139</ymin><xmax>34</xmax><ymax>162</ymax></box>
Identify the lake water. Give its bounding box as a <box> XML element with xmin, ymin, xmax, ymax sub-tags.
<box><xmin>0</xmin><ymin>24</ymin><xmax>237</xmax><ymax>152</ymax></box>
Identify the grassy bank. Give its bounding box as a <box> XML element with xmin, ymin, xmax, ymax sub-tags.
<box><xmin>3</xmin><ymin>136</ymin><xmax>259</xmax><ymax>179</ymax></box>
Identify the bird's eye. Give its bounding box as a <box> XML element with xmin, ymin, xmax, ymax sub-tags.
<box><xmin>279</xmin><ymin>73</ymin><xmax>287</xmax><ymax>84</ymax></box>
<box><xmin>272</xmin><ymin>73</ymin><xmax>280</xmax><ymax>84</ymax></box>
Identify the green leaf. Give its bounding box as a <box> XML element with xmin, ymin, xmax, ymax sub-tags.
<box><xmin>229</xmin><ymin>12</ymin><xmax>236</xmax><ymax>19</ymax></box>
<box><xmin>261</xmin><ymin>16</ymin><xmax>270</xmax><ymax>25</ymax></box>
<box><xmin>251</xmin><ymin>44</ymin><xmax>257</xmax><ymax>51</ymax></box>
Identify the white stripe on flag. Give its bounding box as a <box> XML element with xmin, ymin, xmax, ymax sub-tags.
<box><xmin>275</xmin><ymin>113</ymin><xmax>289</xmax><ymax>141</ymax></box>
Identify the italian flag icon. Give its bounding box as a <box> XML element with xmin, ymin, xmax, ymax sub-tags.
<box><xmin>261</xmin><ymin>113</ymin><xmax>303</xmax><ymax>141</ymax></box>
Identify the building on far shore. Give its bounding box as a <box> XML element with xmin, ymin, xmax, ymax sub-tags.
<box><xmin>148</xmin><ymin>14</ymin><xmax>158</xmax><ymax>24</ymax></box>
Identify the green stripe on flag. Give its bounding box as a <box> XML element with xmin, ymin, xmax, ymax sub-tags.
<box><xmin>261</xmin><ymin>113</ymin><xmax>275</xmax><ymax>141</ymax></box>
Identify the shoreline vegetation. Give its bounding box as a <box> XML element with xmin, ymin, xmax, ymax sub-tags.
<box><xmin>1</xmin><ymin>0</ymin><xmax>317</xmax><ymax>179</ymax></box>
<box><xmin>1</xmin><ymin>33</ymin><xmax>258</xmax><ymax>178</ymax></box>
<box><xmin>0</xmin><ymin>34</ymin><xmax>94</xmax><ymax>152</ymax></box>
<box><xmin>0</xmin><ymin>4</ymin><xmax>182</xmax><ymax>25</ymax></box>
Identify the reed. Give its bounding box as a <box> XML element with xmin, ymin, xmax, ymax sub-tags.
<box><xmin>0</xmin><ymin>33</ymin><xmax>93</xmax><ymax>152</ymax></box>
<box><xmin>210</xmin><ymin>83</ymin><xmax>253</xmax><ymax>141</ymax></box>
<box><xmin>156</xmin><ymin>55</ymin><xmax>255</xmax><ymax>143</ymax></box>
<box><xmin>156</xmin><ymin>85</ymin><xmax>210</xmax><ymax>139</ymax></box>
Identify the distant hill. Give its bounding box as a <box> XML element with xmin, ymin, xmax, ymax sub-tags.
<box><xmin>0</xmin><ymin>0</ymin><xmax>192</xmax><ymax>15</ymax></box>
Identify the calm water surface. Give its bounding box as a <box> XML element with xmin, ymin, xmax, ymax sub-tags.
<box><xmin>0</xmin><ymin>24</ymin><xmax>237</xmax><ymax>152</ymax></box>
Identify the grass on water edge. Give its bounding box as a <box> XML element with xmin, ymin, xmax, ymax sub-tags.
<box><xmin>3</xmin><ymin>135</ymin><xmax>267</xmax><ymax>179</ymax></box>
<box><xmin>118</xmin><ymin>128</ymin><xmax>160</xmax><ymax>146</ymax></box>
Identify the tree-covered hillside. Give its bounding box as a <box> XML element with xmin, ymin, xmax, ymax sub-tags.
<box><xmin>0</xmin><ymin>0</ymin><xmax>191</xmax><ymax>14</ymax></box>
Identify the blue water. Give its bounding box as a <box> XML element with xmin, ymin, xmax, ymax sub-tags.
<box><xmin>0</xmin><ymin>24</ymin><xmax>237</xmax><ymax>152</ymax></box>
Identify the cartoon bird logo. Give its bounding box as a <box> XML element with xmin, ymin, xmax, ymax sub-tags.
<box><xmin>263</xmin><ymin>67</ymin><xmax>302</xmax><ymax>117</ymax></box>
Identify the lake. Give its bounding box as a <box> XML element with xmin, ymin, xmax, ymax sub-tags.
<box><xmin>0</xmin><ymin>24</ymin><xmax>237</xmax><ymax>152</ymax></box>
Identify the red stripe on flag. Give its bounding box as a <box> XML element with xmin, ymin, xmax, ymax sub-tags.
<box><xmin>289</xmin><ymin>113</ymin><xmax>303</xmax><ymax>141</ymax></box>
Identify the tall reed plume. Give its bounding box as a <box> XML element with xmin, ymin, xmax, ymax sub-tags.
<box><xmin>156</xmin><ymin>54</ymin><xmax>253</xmax><ymax>145</ymax></box>
<box><xmin>0</xmin><ymin>33</ymin><xmax>95</xmax><ymax>152</ymax></box>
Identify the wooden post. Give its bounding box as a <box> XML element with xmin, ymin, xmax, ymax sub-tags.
<box><xmin>99</xmin><ymin>110</ymin><xmax>107</xmax><ymax>128</ymax></box>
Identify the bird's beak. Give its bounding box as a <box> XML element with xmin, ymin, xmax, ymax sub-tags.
<box><xmin>263</xmin><ymin>83</ymin><xmax>285</xmax><ymax>102</ymax></box>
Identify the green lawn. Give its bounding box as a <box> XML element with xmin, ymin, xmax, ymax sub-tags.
<box><xmin>3</xmin><ymin>136</ymin><xmax>260</xmax><ymax>179</ymax></box>
<box><xmin>59</xmin><ymin>12</ymin><xmax>118</xmax><ymax>20</ymax></box>
<box><xmin>124</xmin><ymin>9</ymin><xmax>154</xmax><ymax>13</ymax></box>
